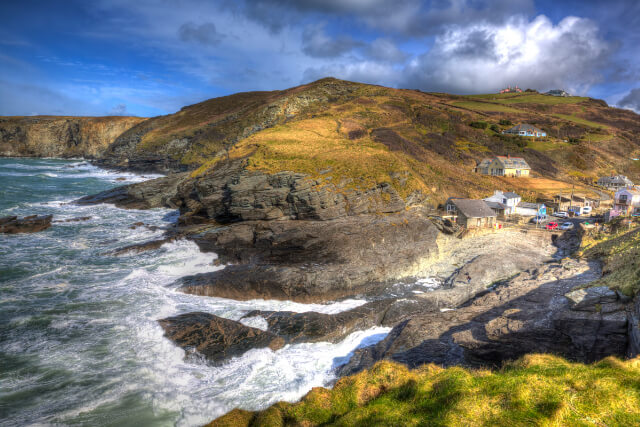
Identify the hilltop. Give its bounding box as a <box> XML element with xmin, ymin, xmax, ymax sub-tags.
<box><xmin>96</xmin><ymin>77</ymin><xmax>640</xmax><ymax>205</ymax></box>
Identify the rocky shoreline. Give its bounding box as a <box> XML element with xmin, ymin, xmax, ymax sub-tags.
<box><xmin>73</xmin><ymin>168</ymin><xmax>639</xmax><ymax>377</ymax></box>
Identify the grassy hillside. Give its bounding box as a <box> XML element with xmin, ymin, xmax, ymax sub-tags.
<box><xmin>210</xmin><ymin>355</ymin><xmax>640</xmax><ymax>426</ymax></box>
<box><xmin>105</xmin><ymin>78</ymin><xmax>640</xmax><ymax>204</ymax></box>
<box><xmin>578</xmin><ymin>219</ymin><xmax>640</xmax><ymax>296</ymax></box>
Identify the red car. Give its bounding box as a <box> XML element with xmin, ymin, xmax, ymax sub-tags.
<box><xmin>546</xmin><ymin>221</ymin><xmax>558</xmax><ymax>230</ymax></box>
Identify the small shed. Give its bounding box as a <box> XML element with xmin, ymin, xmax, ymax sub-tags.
<box><xmin>449</xmin><ymin>199</ymin><xmax>497</xmax><ymax>229</ymax></box>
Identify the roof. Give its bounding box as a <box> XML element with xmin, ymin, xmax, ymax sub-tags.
<box><xmin>485</xmin><ymin>201</ymin><xmax>506</xmax><ymax>210</ymax></box>
<box><xmin>495</xmin><ymin>156</ymin><xmax>531</xmax><ymax>170</ymax></box>
<box><xmin>518</xmin><ymin>201</ymin><xmax>544</xmax><ymax>209</ymax></box>
<box><xmin>617</xmin><ymin>187</ymin><xmax>640</xmax><ymax>196</ymax></box>
<box><xmin>598</xmin><ymin>175</ymin><xmax>634</xmax><ymax>185</ymax></box>
<box><xmin>451</xmin><ymin>199</ymin><xmax>497</xmax><ymax>218</ymax></box>
<box><xmin>477</xmin><ymin>158</ymin><xmax>493</xmax><ymax>168</ymax></box>
<box><xmin>505</xmin><ymin>124</ymin><xmax>545</xmax><ymax>134</ymax></box>
<box><xmin>503</xmin><ymin>191</ymin><xmax>520</xmax><ymax>199</ymax></box>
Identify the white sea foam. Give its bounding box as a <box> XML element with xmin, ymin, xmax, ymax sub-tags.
<box><xmin>0</xmin><ymin>159</ymin><xmax>399</xmax><ymax>427</ymax></box>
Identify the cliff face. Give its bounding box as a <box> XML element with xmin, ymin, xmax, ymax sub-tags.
<box><xmin>0</xmin><ymin>116</ymin><xmax>146</xmax><ymax>159</ymax></box>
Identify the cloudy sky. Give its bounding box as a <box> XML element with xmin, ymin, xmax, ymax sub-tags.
<box><xmin>1</xmin><ymin>0</ymin><xmax>639</xmax><ymax>116</ymax></box>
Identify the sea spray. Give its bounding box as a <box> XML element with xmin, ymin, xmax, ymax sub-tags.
<box><xmin>0</xmin><ymin>158</ymin><xmax>391</xmax><ymax>427</ymax></box>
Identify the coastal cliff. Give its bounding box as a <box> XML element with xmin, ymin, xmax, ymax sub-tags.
<box><xmin>0</xmin><ymin>116</ymin><xmax>146</xmax><ymax>159</ymax></box>
<box><xmin>36</xmin><ymin>77</ymin><xmax>640</xmax><ymax>424</ymax></box>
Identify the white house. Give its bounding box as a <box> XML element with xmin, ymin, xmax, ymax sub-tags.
<box><xmin>614</xmin><ymin>187</ymin><xmax>640</xmax><ymax>215</ymax></box>
<box><xmin>516</xmin><ymin>202</ymin><xmax>546</xmax><ymax>217</ymax></box>
<box><xmin>597</xmin><ymin>175</ymin><xmax>634</xmax><ymax>190</ymax></box>
<box><xmin>483</xmin><ymin>190</ymin><xmax>521</xmax><ymax>216</ymax></box>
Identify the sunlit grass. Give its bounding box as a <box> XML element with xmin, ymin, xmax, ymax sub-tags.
<box><xmin>210</xmin><ymin>355</ymin><xmax>640</xmax><ymax>426</ymax></box>
<box><xmin>452</xmin><ymin>101</ymin><xmax>521</xmax><ymax>113</ymax></box>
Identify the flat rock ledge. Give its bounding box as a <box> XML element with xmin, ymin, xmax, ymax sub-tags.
<box><xmin>338</xmin><ymin>259</ymin><xmax>631</xmax><ymax>377</ymax></box>
<box><xmin>0</xmin><ymin>215</ymin><xmax>53</xmax><ymax>234</ymax></box>
<box><xmin>159</xmin><ymin>312</ymin><xmax>285</xmax><ymax>364</ymax></box>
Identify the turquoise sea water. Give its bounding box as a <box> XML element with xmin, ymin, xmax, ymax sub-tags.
<box><xmin>0</xmin><ymin>158</ymin><xmax>388</xmax><ymax>426</ymax></box>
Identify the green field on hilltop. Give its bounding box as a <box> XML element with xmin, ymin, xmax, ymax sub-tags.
<box><xmin>553</xmin><ymin>113</ymin><xmax>608</xmax><ymax>129</ymax></box>
<box><xmin>463</xmin><ymin>93</ymin><xmax>589</xmax><ymax>105</ymax></box>
<box><xmin>452</xmin><ymin>101</ymin><xmax>522</xmax><ymax>113</ymax></box>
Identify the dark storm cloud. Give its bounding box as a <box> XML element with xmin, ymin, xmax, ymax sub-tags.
<box><xmin>364</xmin><ymin>38</ymin><xmax>408</xmax><ymax>63</ymax></box>
<box><xmin>301</xmin><ymin>24</ymin><xmax>361</xmax><ymax>58</ymax></box>
<box><xmin>401</xmin><ymin>15</ymin><xmax>613</xmax><ymax>94</ymax></box>
<box><xmin>225</xmin><ymin>0</ymin><xmax>535</xmax><ymax>36</ymax></box>
<box><xmin>178</xmin><ymin>22</ymin><xmax>224</xmax><ymax>46</ymax></box>
<box><xmin>449</xmin><ymin>29</ymin><xmax>498</xmax><ymax>60</ymax></box>
<box><xmin>618</xmin><ymin>88</ymin><xmax>640</xmax><ymax>112</ymax></box>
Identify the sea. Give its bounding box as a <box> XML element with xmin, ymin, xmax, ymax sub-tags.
<box><xmin>0</xmin><ymin>158</ymin><xmax>391</xmax><ymax>426</ymax></box>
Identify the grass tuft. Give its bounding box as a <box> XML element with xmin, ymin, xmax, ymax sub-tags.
<box><xmin>209</xmin><ymin>355</ymin><xmax>640</xmax><ymax>426</ymax></box>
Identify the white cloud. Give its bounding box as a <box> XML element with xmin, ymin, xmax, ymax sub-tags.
<box><xmin>403</xmin><ymin>15</ymin><xmax>612</xmax><ymax>94</ymax></box>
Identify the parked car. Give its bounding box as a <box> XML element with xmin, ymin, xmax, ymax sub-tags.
<box><xmin>532</xmin><ymin>215</ymin><xmax>548</xmax><ymax>224</ymax></box>
<box><xmin>582</xmin><ymin>206</ymin><xmax>592</xmax><ymax>215</ymax></box>
<box><xmin>560</xmin><ymin>222</ymin><xmax>573</xmax><ymax>230</ymax></box>
<box><xmin>546</xmin><ymin>222</ymin><xmax>558</xmax><ymax>230</ymax></box>
<box><xmin>554</xmin><ymin>211</ymin><xmax>569</xmax><ymax>218</ymax></box>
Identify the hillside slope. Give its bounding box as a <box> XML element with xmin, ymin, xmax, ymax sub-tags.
<box><xmin>0</xmin><ymin>116</ymin><xmax>146</xmax><ymax>159</ymax></box>
<box><xmin>210</xmin><ymin>355</ymin><xmax>640</xmax><ymax>427</ymax></box>
<box><xmin>97</xmin><ymin>78</ymin><xmax>640</xmax><ymax>204</ymax></box>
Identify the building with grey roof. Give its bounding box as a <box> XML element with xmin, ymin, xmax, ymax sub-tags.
<box><xmin>475</xmin><ymin>155</ymin><xmax>531</xmax><ymax>177</ymax></box>
<box><xmin>597</xmin><ymin>175</ymin><xmax>634</xmax><ymax>190</ymax></box>
<box><xmin>446</xmin><ymin>198</ymin><xmax>497</xmax><ymax>229</ymax></box>
<box><xmin>502</xmin><ymin>124</ymin><xmax>547</xmax><ymax>137</ymax></box>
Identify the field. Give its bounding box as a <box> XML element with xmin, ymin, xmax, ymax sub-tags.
<box><xmin>494</xmin><ymin>177</ymin><xmax>600</xmax><ymax>201</ymax></box>
<box><xmin>463</xmin><ymin>93</ymin><xmax>589</xmax><ymax>105</ymax></box>
<box><xmin>452</xmin><ymin>101</ymin><xmax>521</xmax><ymax>113</ymax></box>
<box><xmin>553</xmin><ymin>113</ymin><xmax>608</xmax><ymax>129</ymax></box>
<box><xmin>210</xmin><ymin>355</ymin><xmax>640</xmax><ymax>426</ymax></box>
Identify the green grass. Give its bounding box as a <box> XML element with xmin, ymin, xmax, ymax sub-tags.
<box><xmin>581</xmin><ymin>132</ymin><xmax>612</xmax><ymax>143</ymax></box>
<box><xmin>463</xmin><ymin>93</ymin><xmax>589</xmax><ymax>105</ymax></box>
<box><xmin>552</xmin><ymin>114</ymin><xmax>607</xmax><ymax>129</ymax></box>
<box><xmin>452</xmin><ymin>101</ymin><xmax>521</xmax><ymax>113</ymax></box>
<box><xmin>579</xmin><ymin>222</ymin><xmax>640</xmax><ymax>296</ymax></box>
<box><xmin>526</xmin><ymin>139</ymin><xmax>571</xmax><ymax>152</ymax></box>
<box><xmin>209</xmin><ymin>355</ymin><xmax>640</xmax><ymax>426</ymax></box>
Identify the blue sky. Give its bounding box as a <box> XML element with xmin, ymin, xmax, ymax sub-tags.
<box><xmin>1</xmin><ymin>0</ymin><xmax>639</xmax><ymax>117</ymax></box>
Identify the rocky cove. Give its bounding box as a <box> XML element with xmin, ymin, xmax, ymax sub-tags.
<box><xmin>4</xmin><ymin>77</ymin><xmax>640</xmax><ymax>424</ymax></box>
<box><xmin>73</xmin><ymin>158</ymin><xmax>640</xmax><ymax>410</ymax></box>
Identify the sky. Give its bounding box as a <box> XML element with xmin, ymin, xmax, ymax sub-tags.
<box><xmin>1</xmin><ymin>0</ymin><xmax>639</xmax><ymax>117</ymax></box>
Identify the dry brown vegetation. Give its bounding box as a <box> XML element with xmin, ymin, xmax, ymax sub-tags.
<box><xmin>117</xmin><ymin>78</ymin><xmax>640</xmax><ymax>205</ymax></box>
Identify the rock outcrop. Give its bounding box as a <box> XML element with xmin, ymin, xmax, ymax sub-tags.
<box><xmin>158</xmin><ymin>312</ymin><xmax>285</xmax><ymax>364</ymax></box>
<box><xmin>338</xmin><ymin>259</ymin><xmax>630</xmax><ymax>376</ymax></box>
<box><xmin>76</xmin><ymin>173</ymin><xmax>188</xmax><ymax>209</ymax></box>
<box><xmin>0</xmin><ymin>116</ymin><xmax>145</xmax><ymax>159</ymax></box>
<box><xmin>0</xmin><ymin>215</ymin><xmax>53</xmax><ymax>233</ymax></box>
<box><xmin>178</xmin><ymin>208</ymin><xmax>440</xmax><ymax>303</ymax></box>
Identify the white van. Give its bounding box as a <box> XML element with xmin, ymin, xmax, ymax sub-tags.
<box><xmin>582</xmin><ymin>206</ymin><xmax>592</xmax><ymax>215</ymax></box>
<box><xmin>554</xmin><ymin>211</ymin><xmax>569</xmax><ymax>218</ymax></box>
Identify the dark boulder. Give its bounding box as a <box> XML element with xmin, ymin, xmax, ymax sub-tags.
<box><xmin>158</xmin><ymin>312</ymin><xmax>285</xmax><ymax>364</ymax></box>
<box><xmin>0</xmin><ymin>215</ymin><xmax>53</xmax><ymax>234</ymax></box>
<box><xmin>243</xmin><ymin>299</ymin><xmax>395</xmax><ymax>344</ymax></box>
<box><xmin>75</xmin><ymin>173</ymin><xmax>187</xmax><ymax>210</ymax></box>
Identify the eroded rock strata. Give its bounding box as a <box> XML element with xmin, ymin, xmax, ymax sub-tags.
<box><xmin>0</xmin><ymin>116</ymin><xmax>145</xmax><ymax>158</ymax></box>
